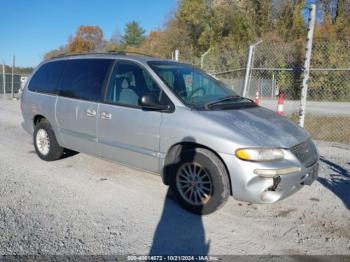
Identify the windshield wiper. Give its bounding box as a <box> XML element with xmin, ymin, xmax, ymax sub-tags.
<box><xmin>204</xmin><ymin>95</ymin><xmax>243</xmax><ymax>109</ymax></box>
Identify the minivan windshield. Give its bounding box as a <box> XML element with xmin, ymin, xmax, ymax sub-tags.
<box><xmin>148</xmin><ymin>61</ymin><xmax>254</xmax><ymax>109</ymax></box>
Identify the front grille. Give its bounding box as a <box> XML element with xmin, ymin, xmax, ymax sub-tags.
<box><xmin>290</xmin><ymin>139</ymin><xmax>318</xmax><ymax>167</ymax></box>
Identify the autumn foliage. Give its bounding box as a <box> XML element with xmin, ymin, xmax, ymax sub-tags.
<box><xmin>44</xmin><ymin>0</ymin><xmax>350</xmax><ymax>64</ymax></box>
<box><xmin>68</xmin><ymin>26</ymin><xmax>104</xmax><ymax>54</ymax></box>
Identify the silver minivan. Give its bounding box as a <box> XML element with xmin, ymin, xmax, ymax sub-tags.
<box><xmin>21</xmin><ymin>53</ymin><xmax>319</xmax><ymax>214</ymax></box>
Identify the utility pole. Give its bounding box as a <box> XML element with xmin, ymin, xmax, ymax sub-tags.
<box><xmin>298</xmin><ymin>4</ymin><xmax>316</xmax><ymax>127</ymax></box>
<box><xmin>2</xmin><ymin>61</ymin><xmax>5</xmax><ymax>100</ymax></box>
<box><xmin>11</xmin><ymin>55</ymin><xmax>15</xmax><ymax>99</ymax></box>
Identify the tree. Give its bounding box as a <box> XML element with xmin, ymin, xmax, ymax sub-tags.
<box><xmin>138</xmin><ymin>18</ymin><xmax>192</xmax><ymax>60</ymax></box>
<box><xmin>44</xmin><ymin>46</ymin><xmax>68</xmax><ymax>59</ymax></box>
<box><xmin>139</xmin><ymin>31</ymin><xmax>166</xmax><ymax>57</ymax></box>
<box><xmin>212</xmin><ymin>4</ymin><xmax>255</xmax><ymax>44</ymax></box>
<box><xmin>68</xmin><ymin>25</ymin><xmax>104</xmax><ymax>54</ymax></box>
<box><xmin>44</xmin><ymin>0</ymin><xmax>349</xmax><ymax>74</ymax></box>
<box><xmin>334</xmin><ymin>0</ymin><xmax>350</xmax><ymax>39</ymax></box>
<box><xmin>176</xmin><ymin>0</ymin><xmax>211</xmax><ymax>55</ymax></box>
<box><xmin>274</xmin><ymin>0</ymin><xmax>305</xmax><ymax>41</ymax></box>
<box><xmin>251</xmin><ymin>0</ymin><xmax>273</xmax><ymax>36</ymax></box>
<box><xmin>121</xmin><ymin>21</ymin><xmax>146</xmax><ymax>48</ymax></box>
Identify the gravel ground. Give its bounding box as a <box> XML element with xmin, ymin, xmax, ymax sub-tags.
<box><xmin>0</xmin><ymin>99</ymin><xmax>349</xmax><ymax>256</ymax></box>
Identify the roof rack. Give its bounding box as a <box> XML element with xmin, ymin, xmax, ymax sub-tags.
<box><xmin>50</xmin><ymin>51</ymin><xmax>156</xmax><ymax>59</ymax></box>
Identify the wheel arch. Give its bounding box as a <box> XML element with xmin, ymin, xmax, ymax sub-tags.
<box><xmin>162</xmin><ymin>142</ymin><xmax>233</xmax><ymax>195</ymax></box>
<box><xmin>33</xmin><ymin>114</ymin><xmax>64</xmax><ymax>148</ymax></box>
<box><xmin>33</xmin><ymin>114</ymin><xmax>47</xmax><ymax>127</ymax></box>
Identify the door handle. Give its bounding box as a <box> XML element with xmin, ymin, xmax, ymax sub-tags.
<box><xmin>86</xmin><ymin>109</ymin><xmax>97</xmax><ymax>117</ymax></box>
<box><xmin>101</xmin><ymin>111</ymin><xmax>112</xmax><ymax>120</ymax></box>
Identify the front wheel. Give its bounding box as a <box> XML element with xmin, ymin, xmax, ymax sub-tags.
<box><xmin>33</xmin><ymin>119</ymin><xmax>64</xmax><ymax>161</ymax></box>
<box><xmin>170</xmin><ymin>148</ymin><xmax>230</xmax><ymax>215</ymax></box>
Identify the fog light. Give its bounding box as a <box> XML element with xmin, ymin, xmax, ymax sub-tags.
<box><xmin>254</xmin><ymin>166</ymin><xmax>301</xmax><ymax>178</ymax></box>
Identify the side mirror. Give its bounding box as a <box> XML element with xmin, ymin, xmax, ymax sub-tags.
<box><xmin>138</xmin><ymin>94</ymin><xmax>165</xmax><ymax>110</ymax></box>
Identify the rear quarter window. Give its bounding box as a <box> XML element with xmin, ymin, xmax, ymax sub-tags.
<box><xmin>59</xmin><ymin>59</ymin><xmax>113</xmax><ymax>101</ymax></box>
<box><xmin>28</xmin><ymin>60</ymin><xmax>66</xmax><ymax>94</ymax></box>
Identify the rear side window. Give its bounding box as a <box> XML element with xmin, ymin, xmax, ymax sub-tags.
<box><xmin>59</xmin><ymin>59</ymin><xmax>113</xmax><ymax>101</ymax></box>
<box><xmin>28</xmin><ymin>60</ymin><xmax>66</xmax><ymax>94</ymax></box>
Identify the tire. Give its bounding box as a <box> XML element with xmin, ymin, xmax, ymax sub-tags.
<box><xmin>169</xmin><ymin>148</ymin><xmax>230</xmax><ymax>215</ymax></box>
<box><xmin>33</xmin><ymin>119</ymin><xmax>64</xmax><ymax>161</ymax></box>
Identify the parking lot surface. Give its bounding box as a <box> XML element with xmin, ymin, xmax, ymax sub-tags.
<box><xmin>0</xmin><ymin>99</ymin><xmax>349</xmax><ymax>255</ymax></box>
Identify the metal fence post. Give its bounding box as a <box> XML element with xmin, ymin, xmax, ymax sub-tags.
<box><xmin>174</xmin><ymin>49</ymin><xmax>179</xmax><ymax>62</ymax></box>
<box><xmin>243</xmin><ymin>40</ymin><xmax>262</xmax><ymax>97</ymax></box>
<box><xmin>243</xmin><ymin>45</ymin><xmax>253</xmax><ymax>97</ymax></box>
<box><xmin>200</xmin><ymin>49</ymin><xmax>211</xmax><ymax>69</ymax></box>
<box><xmin>11</xmin><ymin>55</ymin><xmax>15</xmax><ymax>99</ymax></box>
<box><xmin>271</xmin><ymin>74</ymin><xmax>275</xmax><ymax>98</ymax></box>
<box><xmin>298</xmin><ymin>4</ymin><xmax>316</xmax><ymax>127</ymax></box>
<box><xmin>2</xmin><ymin>61</ymin><xmax>5</xmax><ymax>100</ymax></box>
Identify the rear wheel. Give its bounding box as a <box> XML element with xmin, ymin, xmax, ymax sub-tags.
<box><xmin>33</xmin><ymin>119</ymin><xmax>64</xmax><ymax>161</ymax></box>
<box><xmin>170</xmin><ymin>148</ymin><xmax>230</xmax><ymax>215</ymax></box>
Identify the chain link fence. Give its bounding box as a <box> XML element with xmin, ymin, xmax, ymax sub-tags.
<box><xmin>304</xmin><ymin>41</ymin><xmax>350</xmax><ymax>144</ymax></box>
<box><xmin>0</xmin><ymin>73</ymin><xmax>29</xmax><ymax>99</ymax></box>
<box><xmin>247</xmin><ymin>41</ymin><xmax>303</xmax><ymax>119</ymax></box>
<box><xmin>208</xmin><ymin>40</ymin><xmax>350</xmax><ymax>145</ymax></box>
<box><xmin>205</xmin><ymin>46</ymin><xmax>248</xmax><ymax>95</ymax></box>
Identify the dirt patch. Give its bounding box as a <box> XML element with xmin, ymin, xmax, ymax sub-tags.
<box><xmin>277</xmin><ymin>208</ymin><xmax>297</xmax><ymax>217</ymax></box>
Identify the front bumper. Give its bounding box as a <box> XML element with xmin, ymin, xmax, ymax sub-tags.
<box><xmin>219</xmin><ymin>149</ymin><xmax>319</xmax><ymax>203</ymax></box>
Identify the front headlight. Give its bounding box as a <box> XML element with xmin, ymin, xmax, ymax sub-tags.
<box><xmin>235</xmin><ymin>148</ymin><xmax>284</xmax><ymax>161</ymax></box>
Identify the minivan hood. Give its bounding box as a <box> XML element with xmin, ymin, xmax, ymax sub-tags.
<box><xmin>199</xmin><ymin>106</ymin><xmax>309</xmax><ymax>148</ymax></box>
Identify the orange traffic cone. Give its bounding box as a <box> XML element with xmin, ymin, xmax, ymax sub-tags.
<box><xmin>277</xmin><ymin>91</ymin><xmax>285</xmax><ymax>116</ymax></box>
<box><xmin>255</xmin><ymin>88</ymin><xmax>260</xmax><ymax>105</ymax></box>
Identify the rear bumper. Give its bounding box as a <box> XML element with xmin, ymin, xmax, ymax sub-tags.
<box><xmin>219</xmin><ymin>150</ymin><xmax>319</xmax><ymax>204</ymax></box>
